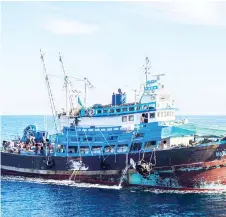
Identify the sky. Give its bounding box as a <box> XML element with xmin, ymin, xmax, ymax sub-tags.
<box><xmin>1</xmin><ymin>1</ymin><xmax>226</xmax><ymax>115</ymax></box>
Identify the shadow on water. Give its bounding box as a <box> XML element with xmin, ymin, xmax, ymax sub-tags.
<box><xmin>1</xmin><ymin>177</ymin><xmax>226</xmax><ymax>217</ymax></box>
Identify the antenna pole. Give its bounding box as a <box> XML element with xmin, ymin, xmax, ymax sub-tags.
<box><xmin>144</xmin><ymin>56</ymin><xmax>151</xmax><ymax>85</ymax></box>
<box><xmin>84</xmin><ymin>78</ymin><xmax>87</xmax><ymax>108</ymax></box>
<box><xmin>132</xmin><ymin>89</ymin><xmax>137</xmax><ymax>104</ymax></box>
<box><xmin>83</xmin><ymin>77</ymin><xmax>94</xmax><ymax>108</ymax></box>
<box><xmin>59</xmin><ymin>53</ymin><xmax>69</xmax><ymax>116</ymax></box>
<box><xmin>40</xmin><ymin>50</ymin><xmax>58</xmax><ymax>133</ymax></box>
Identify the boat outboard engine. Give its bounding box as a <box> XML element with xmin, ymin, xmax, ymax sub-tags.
<box><xmin>135</xmin><ymin>160</ymin><xmax>152</xmax><ymax>178</ymax></box>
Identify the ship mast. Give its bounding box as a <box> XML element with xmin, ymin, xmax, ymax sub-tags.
<box><xmin>143</xmin><ymin>56</ymin><xmax>151</xmax><ymax>85</ymax></box>
<box><xmin>58</xmin><ymin>52</ymin><xmax>94</xmax><ymax>109</ymax></box>
<box><xmin>40</xmin><ymin>50</ymin><xmax>58</xmax><ymax>132</ymax></box>
<box><xmin>84</xmin><ymin>77</ymin><xmax>94</xmax><ymax>108</ymax></box>
<box><xmin>132</xmin><ymin>89</ymin><xmax>137</xmax><ymax>104</ymax></box>
<box><xmin>59</xmin><ymin>53</ymin><xmax>69</xmax><ymax>116</ymax></box>
<box><xmin>58</xmin><ymin>54</ymin><xmax>85</xmax><ymax>112</ymax></box>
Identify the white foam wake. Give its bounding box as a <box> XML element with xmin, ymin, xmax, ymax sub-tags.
<box><xmin>1</xmin><ymin>175</ymin><xmax>122</xmax><ymax>190</ymax></box>
<box><xmin>143</xmin><ymin>182</ymin><xmax>226</xmax><ymax>194</ymax></box>
<box><xmin>2</xmin><ymin>175</ymin><xmax>226</xmax><ymax>194</ymax></box>
<box><xmin>143</xmin><ymin>188</ymin><xmax>226</xmax><ymax>194</ymax></box>
<box><xmin>197</xmin><ymin>181</ymin><xmax>226</xmax><ymax>190</ymax></box>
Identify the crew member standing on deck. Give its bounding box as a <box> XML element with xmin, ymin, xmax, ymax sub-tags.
<box><xmin>140</xmin><ymin>113</ymin><xmax>145</xmax><ymax>123</ymax></box>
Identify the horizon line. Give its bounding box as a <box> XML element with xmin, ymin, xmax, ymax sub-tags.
<box><xmin>1</xmin><ymin>114</ymin><xmax>226</xmax><ymax>116</ymax></box>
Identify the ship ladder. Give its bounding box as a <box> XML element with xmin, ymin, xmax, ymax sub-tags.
<box><xmin>69</xmin><ymin>166</ymin><xmax>82</xmax><ymax>182</ymax></box>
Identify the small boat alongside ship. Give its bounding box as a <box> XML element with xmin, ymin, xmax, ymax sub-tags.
<box><xmin>1</xmin><ymin>52</ymin><xmax>226</xmax><ymax>190</ymax></box>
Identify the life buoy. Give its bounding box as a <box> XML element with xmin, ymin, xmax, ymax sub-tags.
<box><xmin>143</xmin><ymin>105</ymin><xmax>148</xmax><ymax>110</ymax></box>
<box><xmin>46</xmin><ymin>159</ymin><xmax>53</xmax><ymax>167</ymax></box>
<box><xmin>43</xmin><ymin>156</ymin><xmax>54</xmax><ymax>168</ymax></box>
<box><xmin>89</xmin><ymin>109</ymin><xmax>94</xmax><ymax>116</ymax></box>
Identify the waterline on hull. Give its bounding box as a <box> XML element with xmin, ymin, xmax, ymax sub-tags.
<box><xmin>1</xmin><ymin>175</ymin><xmax>122</xmax><ymax>190</ymax></box>
<box><xmin>2</xmin><ymin>175</ymin><xmax>226</xmax><ymax>194</ymax></box>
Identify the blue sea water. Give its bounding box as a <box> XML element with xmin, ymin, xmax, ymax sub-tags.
<box><xmin>1</xmin><ymin>115</ymin><xmax>226</xmax><ymax>217</ymax></box>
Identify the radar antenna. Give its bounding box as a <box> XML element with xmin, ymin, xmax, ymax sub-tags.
<box><xmin>153</xmin><ymin>74</ymin><xmax>165</xmax><ymax>80</ymax></box>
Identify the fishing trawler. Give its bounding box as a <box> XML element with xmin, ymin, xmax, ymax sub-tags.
<box><xmin>1</xmin><ymin>52</ymin><xmax>226</xmax><ymax>190</ymax></box>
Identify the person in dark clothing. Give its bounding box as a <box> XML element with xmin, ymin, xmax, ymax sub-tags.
<box><xmin>40</xmin><ymin>146</ymin><xmax>44</xmax><ymax>155</ymax></box>
<box><xmin>34</xmin><ymin>144</ymin><xmax>38</xmax><ymax>155</ymax></box>
<box><xmin>144</xmin><ymin>113</ymin><xmax>148</xmax><ymax>123</ymax></box>
<box><xmin>74</xmin><ymin>116</ymin><xmax>79</xmax><ymax>126</ymax></box>
<box><xmin>140</xmin><ymin>114</ymin><xmax>145</xmax><ymax>123</ymax></box>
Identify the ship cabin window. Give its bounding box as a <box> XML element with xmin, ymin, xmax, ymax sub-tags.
<box><xmin>144</xmin><ymin>141</ymin><xmax>156</xmax><ymax>150</ymax></box>
<box><xmin>91</xmin><ymin>146</ymin><xmax>102</xmax><ymax>154</ymax></box>
<box><xmin>104</xmin><ymin>145</ymin><xmax>115</xmax><ymax>153</ymax></box>
<box><xmin>135</xmin><ymin>133</ymin><xmax>144</xmax><ymax>138</ymax></box>
<box><xmin>70</xmin><ymin>137</ymin><xmax>80</xmax><ymax>142</ymax></box>
<box><xmin>129</xmin><ymin>115</ymin><xmax>134</xmax><ymax>121</ymax></box>
<box><xmin>130</xmin><ymin>142</ymin><xmax>142</xmax><ymax>152</ymax></box>
<box><xmin>122</xmin><ymin>116</ymin><xmax>127</xmax><ymax>122</ymax></box>
<box><xmin>164</xmin><ymin>112</ymin><xmax>167</xmax><ymax>117</ymax></box>
<box><xmin>80</xmin><ymin>146</ymin><xmax>89</xmax><ymax>154</ymax></box>
<box><xmin>68</xmin><ymin>146</ymin><xmax>78</xmax><ymax>153</ymax></box>
<box><xmin>97</xmin><ymin>110</ymin><xmax>102</xmax><ymax>114</ymax></box>
<box><xmin>149</xmin><ymin>112</ymin><xmax>155</xmax><ymax>119</ymax></box>
<box><xmin>157</xmin><ymin>112</ymin><xmax>160</xmax><ymax>118</ymax></box>
<box><xmin>117</xmin><ymin>144</ymin><xmax>128</xmax><ymax>152</ymax></box>
<box><xmin>149</xmin><ymin>105</ymin><xmax>154</xmax><ymax>110</ymax></box>
<box><xmin>103</xmin><ymin>110</ymin><xmax>108</xmax><ymax>114</ymax></box>
<box><xmin>122</xmin><ymin>108</ymin><xmax>128</xmax><ymax>112</ymax></box>
<box><xmin>110</xmin><ymin>109</ymin><xmax>115</xmax><ymax>113</ymax></box>
<box><xmin>129</xmin><ymin>107</ymin><xmax>134</xmax><ymax>111</ymax></box>
<box><xmin>108</xmin><ymin>136</ymin><xmax>118</xmax><ymax>141</ymax></box>
<box><xmin>116</xmin><ymin>108</ymin><xmax>121</xmax><ymax>113</ymax></box>
<box><xmin>136</xmin><ymin>106</ymin><xmax>141</xmax><ymax>110</ymax></box>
